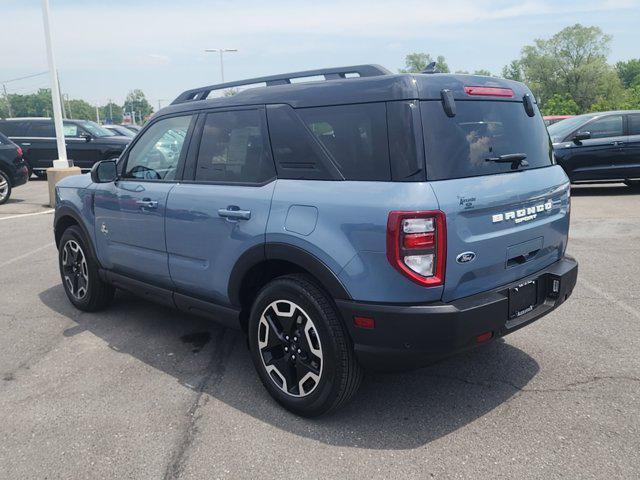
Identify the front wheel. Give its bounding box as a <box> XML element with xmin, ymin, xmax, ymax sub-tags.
<box><xmin>58</xmin><ymin>225</ymin><xmax>114</xmax><ymax>311</ymax></box>
<box><xmin>0</xmin><ymin>171</ymin><xmax>11</xmax><ymax>205</ymax></box>
<box><xmin>248</xmin><ymin>274</ymin><xmax>362</xmax><ymax>417</ymax></box>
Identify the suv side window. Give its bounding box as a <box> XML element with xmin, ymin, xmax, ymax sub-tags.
<box><xmin>195</xmin><ymin>109</ymin><xmax>275</xmax><ymax>184</ymax></box>
<box><xmin>63</xmin><ymin>122</ymin><xmax>82</xmax><ymax>137</ymax></box>
<box><xmin>123</xmin><ymin>115</ymin><xmax>192</xmax><ymax>181</ymax></box>
<box><xmin>31</xmin><ymin>121</ymin><xmax>55</xmax><ymax>137</ymax></box>
<box><xmin>0</xmin><ymin>120</ymin><xmax>30</xmax><ymax>137</ymax></box>
<box><xmin>297</xmin><ymin>103</ymin><xmax>391</xmax><ymax>181</ymax></box>
<box><xmin>628</xmin><ymin>114</ymin><xmax>640</xmax><ymax>135</ymax></box>
<box><xmin>586</xmin><ymin>115</ymin><xmax>623</xmax><ymax>139</ymax></box>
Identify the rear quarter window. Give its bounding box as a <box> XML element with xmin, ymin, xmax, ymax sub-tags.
<box><xmin>0</xmin><ymin>120</ymin><xmax>30</xmax><ymax>137</ymax></box>
<box><xmin>421</xmin><ymin>100</ymin><xmax>553</xmax><ymax>181</ymax></box>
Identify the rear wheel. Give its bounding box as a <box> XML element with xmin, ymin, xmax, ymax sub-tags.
<box><xmin>248</xmin><ymin>274</ymin><xmax>362</xmax><ymax>417</ymax></box>
<box><xmin>0</xmin><ymin>171</ymin><xmax>11</xmax><ymax>205</ymax></box>
<box><xmin>58</xmin><ymin>225</ymin><xmax>114</xmax><ymax>311</ymax></box>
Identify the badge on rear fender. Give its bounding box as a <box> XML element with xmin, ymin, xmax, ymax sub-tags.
<box><xmin>456</xmin><ymin>252</ymin><xmax>476</xmax><ymax>264</ymax></box>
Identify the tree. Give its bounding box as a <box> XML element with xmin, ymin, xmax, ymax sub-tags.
<box><xmin>123</xmin><ymin>89</ymin><xmax>153</xmax><ymax>121</ymax></box>
<box><xmin>101</xmin><ymin>102</ymin><xmax>124</xmax><ymax>124</ymax></box>
<box><xmin>67</xmin><ymin>99</ymin><xmax>97</xmax><ymax>121</ymax></box>
<box><xmin>503</xmin><ymin>24</ymin><xmax>614</xmax><ymax>111</ymax></box>
<box><xmin>542</xmin><ymin>94</ymin><xmax>580</xmax><ymax>115</ymax></box>
<box><xmin>615</xmin><ymin>59</ymin><xmax>640</xmax><ymax>88</ymax></box>
<box><xmin>473</xmin><ymin>69</ymin><xmax>492</xmax><ymax>77</ymax></box>
<box><xmin>400</xmin><ymin>53</ymin><xmax>450</xmax><ymax>73</ymax></box>
<box><xmin>502</xmin><ymin>60</ymin><xmax>523</xmax><ymax>82</ymax></box>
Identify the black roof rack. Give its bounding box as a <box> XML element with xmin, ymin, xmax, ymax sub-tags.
<box><xmin>171</xmin><ymin>64</ymin><xmax>391</xmax><ymax>105</ymax></box>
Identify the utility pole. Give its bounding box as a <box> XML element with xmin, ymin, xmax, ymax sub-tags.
<box><xmin>95</xmin><ymin>104</ymin><xmax>100</xmax><ymax>123</ymax></box>
<box><xmin>204</xmin><ymin>48</ymin><xmax>238</xmax><ymax>83</ymax></box>
<box><xmin>157</xmin><ymin>99</ymin><xmax>167</xmax><ymax>111</ymax></box>
<box><xmin>1</xmin><ymin>84</ymin><xmax>12</xmax><ymax>117</ymax></box>
<box><xmin>41</xmin><ymin>0</ymin><xmax>67</xmax><ymax>166</ymax></box>
<box><xmin>108</xmin><ymin>99</ymin><xmax>113</xmax><ymax>122</ymax></box>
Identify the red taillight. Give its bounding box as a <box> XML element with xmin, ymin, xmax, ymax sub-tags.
<box><xmin>464</xmin><ymin>86</ymin><xmax>514</xmax><ymax>97</ymax></box>
<box><xmin>387</xmin><ymin>210</ymin><xmax>446</xmax><ymax>287</ymax></box>
<box><xmin>16</xmin><ymin>146</ymin><xmax>23</xmax><ymax>157</ymax></box>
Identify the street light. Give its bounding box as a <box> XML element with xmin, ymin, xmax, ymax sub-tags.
<box><xmin>204</xmin><ymin>48</ymin><xmax>238</xmax><ymax>83</ymax></box>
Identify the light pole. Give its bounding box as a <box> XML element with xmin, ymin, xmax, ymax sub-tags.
<box><xmin>204</xmin><ymin>48</ymin><xmax>238</xmax><ymax>83</ymax></box>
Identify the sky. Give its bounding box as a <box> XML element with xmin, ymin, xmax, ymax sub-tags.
<box><xmin>1</xmin><ymin>0</ymin><xmax>639</xmax><ymax>111</ymax></box>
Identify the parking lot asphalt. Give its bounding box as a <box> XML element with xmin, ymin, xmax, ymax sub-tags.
<box><xmin>0</xmin><ymin>179</ymin><xmax>638</xmax><ymax>479</ymax></box>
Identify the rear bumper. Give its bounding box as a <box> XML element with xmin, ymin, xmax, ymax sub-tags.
<box><xmin>336</xmin><ymin>256</ymin><xmax>578</xmax><ymax>371</ymax></box>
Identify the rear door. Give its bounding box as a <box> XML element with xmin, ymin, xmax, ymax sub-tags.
<box><xmin>420</xmin><ymin>98</ymin><xmax>570</xmax><ymax>302</ymax></box>
<box><xmin>165</xmin><ymin>108</ymin><xmax>276</xmax><ymax>305</ymax></box>
<box><xmin>623</xmin><ymin>113</ymin><xmax>640</xmax><ymax>180</ymax></box>
<box><xmin>22</xmin><ymin>120</ymin><xmax>58</xmax><ymax>170</ymax></box>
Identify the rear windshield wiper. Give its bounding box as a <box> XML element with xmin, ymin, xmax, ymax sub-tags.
<box><xmin>485</xmin><ymin>153</ymin><xmax>529</xmax><ymax>169</ymax></box>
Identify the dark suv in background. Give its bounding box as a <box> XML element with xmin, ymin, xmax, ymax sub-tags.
<box><xmin>549</xmin><ymin>110</ymin><xmax>640</xmax><ymax>187</ymax></box>
<box><xmin>0</xmin><ymin>118</ymin><xmax>130</xmax><ymax>178</ymax></box>
<box><xmin>0</xmin><ymin>131</ymin><xmax>29</xmax><ymax>205</ymax></box>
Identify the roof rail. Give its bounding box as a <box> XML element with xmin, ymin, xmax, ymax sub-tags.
<box><xmin>171</xmin><ymin>64</ymin><xmax>391</xmax><ymax>105</ymax></box>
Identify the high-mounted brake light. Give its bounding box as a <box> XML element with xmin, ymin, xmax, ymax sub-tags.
<box><xmin>464</xmin><ymin>86</ymin><xmax>514</xmax><ymax>98</ymax></box>
<box><xmin>387</xmin><ymin>211</ymin><xmax>446</xmax><ymax>287</ymax></box>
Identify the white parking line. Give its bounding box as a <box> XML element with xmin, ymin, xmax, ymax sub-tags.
<box><xmin>0</xmin><ymin>242</ymin><xmax>55</xmax><ymax>269</ymax></box>
<box><xmin>0</xmin><ymin>209</ymin><xmax>55</xmax><ymax>221</ymax></box>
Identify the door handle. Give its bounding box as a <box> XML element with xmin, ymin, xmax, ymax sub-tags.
<box><xmin>610</xmin><ymin>141</ymin><xmax>625</xmax><ymax>146</ymax></box>
<box><xmin>218</xmin><ymin>206</ymin><xmax>251</xmax><ymax>220</ymax></box>
<box><xmin>136</xmin><ymin>198</ymin><xmax>158</xmax><ymax>209</ymax></box>
<box><xmin>21</xmin><ymin>142</ymin><xmax>31</xmax><ymax>146</ymax></box>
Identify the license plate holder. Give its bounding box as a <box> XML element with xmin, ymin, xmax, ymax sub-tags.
<box><xmin>509</xmin><ymin>279</ymin><xmax>538</xmax><ymax>319</ymax></box>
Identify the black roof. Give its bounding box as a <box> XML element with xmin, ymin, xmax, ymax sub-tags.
<box><xmin>159</xmin><ymin>64</ymin><xmax>535</xmax><ymax>119</ymax></box>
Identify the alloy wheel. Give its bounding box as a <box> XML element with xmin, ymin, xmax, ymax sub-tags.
<box><xmin>0</xmin><ymin>174</ymin><xmax>8</xmax><ymax>202</ymax></box>
<box><xmin>257</xmin><ymin>300</ymin><xmax>323</xmax><ymax>397</ymax></box>
<box><xmin>61</xmin><ymin>239</ymin><xmax>89</xmax><ymax>301</ymax></box>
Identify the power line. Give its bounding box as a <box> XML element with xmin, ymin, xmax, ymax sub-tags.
<box><xmin>0</xmin><ymin>71</ymin><xmax>49</xmax><ymax>84</ymax></box>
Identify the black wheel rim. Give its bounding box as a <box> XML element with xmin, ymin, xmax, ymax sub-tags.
<box><xmin>258</xmin><ymin>300</ymin><xmax>323</xmax><ymax>397</ymax></box>
<box><xmin>61</xmin><ymin>239</ymin><xmax>89</xmax><ymax>301</ymax></box>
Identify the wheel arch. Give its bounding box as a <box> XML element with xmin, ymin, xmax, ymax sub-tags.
<box><xmin>54</xmin><ymin>206</ymin><xmax>100</xmax><ymax>265</ymax></box>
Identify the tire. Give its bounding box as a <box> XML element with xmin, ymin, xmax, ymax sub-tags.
<box><xmin>624</xmin><ymin>180</ymin><xmax>640</xmax><ymax>189</ymax></box>
<box><xmin>248</xmin><ymin>274</ymin><xmax>363</xmax><ymax>417</ymax></box>
<box><xmin>58</xmin><ymin>225</ymin><xmax>114</xmax><ymax>312</ymax></box>
<box><xmin>0</xmin><ymin>171</ymin><xmax>11</xmax><ymax>205</ymax></box>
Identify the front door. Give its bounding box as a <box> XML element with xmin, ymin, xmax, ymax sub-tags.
<box><xmin>166</xmin><ymin>108</ymin><xmax>277</xmax><ymax>305</ymax></box>
<box><xmin>93</xmin><ymin>114</ymin><xmax>194</xmax><ymax>288</ymax></box>
<box><xmin>566</xmin><ymin>114</ymin><xmax>626</xmax><ymax>182</ymax></box>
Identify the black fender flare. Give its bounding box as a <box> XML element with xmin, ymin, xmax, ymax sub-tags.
<box><xmin>227</xmin><ymin>242</ymin><xmax>352</xmax><ymax>307</ymax></box>
<box><xmin>54</xmin><ymin>205</ymin><xmax>101</xmax><ymax>266</ymax></box>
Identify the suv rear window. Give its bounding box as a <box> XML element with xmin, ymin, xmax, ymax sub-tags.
<box><xmin>421</xmin><ymin>100</ymin><xmax>553</xmax><ymax>181</ymax></box>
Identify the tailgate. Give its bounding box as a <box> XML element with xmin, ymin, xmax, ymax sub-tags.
<box><xmin>430</xmin><ymin>166</ymin><xmax>570</xmax><ymax>302</ymax></box>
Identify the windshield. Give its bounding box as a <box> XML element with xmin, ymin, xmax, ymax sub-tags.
<box><xmin>421</xmin><ymin>100</ymin><xmax>553</xmax><ymax>181</ymax></box>
<box><xmin>80</xmin><ymin>121</ymin><xmax>115</xmax><ymax>137</ymax></box>
<box><xmin>109</xmin><ymin>126</ymin><xmax>135</xmax><ymax>137</ymax></box>
<box><xmin>547</xmin><ymin>115</ymin><xmax>593</xmax><ymax>143</ymax></box>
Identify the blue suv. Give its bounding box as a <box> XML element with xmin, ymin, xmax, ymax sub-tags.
<box><xmin>53</xmin><ymin>65</ymin><xmax>578</xmax><ymax>416</ymax></box>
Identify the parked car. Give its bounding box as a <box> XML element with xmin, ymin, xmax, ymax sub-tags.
<box><xmin>53</xmin><ymin>65</ymin><xmax>578</xmax><ymax>416</ymax></box>
<box><xmin>0</xmin><ymin>118</ymin><xmax>130</xmax><ymax>178</ymax></box>
<box><xmin>0</xmin><ymin>131</ymin><xmax>29</xmax><ymax>205</ymax></box>
<box><xmin>548</xmin><ymin>110</ymin><xmax>640</xmax><ymax>187</ymax></box>
<box><xmin>544</xmin><ymin>115</ymin><xmax>574</xmax><ymax>126</ymax></box>
<box><xmin>102</xmin><ymin>124</ymin><xmax>136</xmax><ymax>138</ymax></box>
<box><xmin>122</xmin><ymin>124</ymin><xmax>142</xmax><ymax>133</ymax></box>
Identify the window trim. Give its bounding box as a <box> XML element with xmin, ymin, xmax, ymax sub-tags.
<box><xmin>183</xmin><ymin>105</ymin><xmax>278</xmax><ymax>187</ymax></box>
<box><xmin>117</xmin><ymin>112</ymin><xmax>197</xmax><ymax>183</ymax></box>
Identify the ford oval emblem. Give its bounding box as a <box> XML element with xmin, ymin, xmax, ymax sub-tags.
<box><xmin>456</xmin><ymin>252</ymin><xmax>476</xmax><ymax>264</ymax></box>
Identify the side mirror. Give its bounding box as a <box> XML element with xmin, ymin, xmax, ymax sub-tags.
<box><xmin>80</xmin><ymin>132</ymin><xmax>93</xmax><ymax>142</ymax></box>
<box><xmin>91</xmin><ymin>159</ymin><xmax>118</xmax><ymax>183</ymax></box>
<box><xmin>572</xmin><ymin>131</ymin><xmax>591</xmax><ymax>143</ymax></box>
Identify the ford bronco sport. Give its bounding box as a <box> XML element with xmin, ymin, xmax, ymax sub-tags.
<box><xmin>53</xmin><ymin>65</ymin><xmax>578</xmax><ymax>416</ymax></box>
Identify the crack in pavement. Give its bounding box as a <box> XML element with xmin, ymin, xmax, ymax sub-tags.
<box><xmin>162</xmin><ymin>328</ymin><xmax>238</xmax><ymax>480</ymax></box>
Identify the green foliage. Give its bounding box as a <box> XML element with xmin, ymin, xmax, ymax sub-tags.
<box><xmin>101</xmin><ymin>102</ymin><xmax>124</xmax><ymax>123</ymax></box>
<box><xmin>473</xmin><ymin>69</ymin><xmax>492</xmax><ymax>77</ymax></box>
<box><xmin>124</xmin><ymin>89</ymin><xmax>153</xmax><ymax>119</ymax></box>
<box><xmin>400</xmin><ymin>53</ymin><xmax>450</xmax><ymax>73</ymax></box>
<box><xmin>502</xmin><ymin>60</ymin><xmax>523</xmax><ymax>82</ymax></box>
<box><xmin>542</xmin><ymin>94</ymin><xmax>580</xmax><ymax>115</ymax></box>
<box><xmin>4</xmin><ymin>89</ymin><xmax>54</xmax><ymax>117</ymax></box>
<box><xmin>615</xmin><ymin>59</ymin><xmax>640</xmax><ymax>88</ymax></box>
<box><xmin>67</xmin><ymin>99</ymin><xmax>97</xmax><ymax>121</ymax></box>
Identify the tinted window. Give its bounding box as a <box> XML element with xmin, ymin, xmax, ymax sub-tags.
<box><xmin>0</xmin><ymin>132</ymin><xmax>7</xmax><ymax>145</ymax></box>
<box><xmin>421</xmin><ymin>100</ymin><xmax>552</xmax><ymax>181</ymax></box>
<box><xmin>30</xmin><ymin>121</ymin><xmax>55</xmax><ymax>137</ymax></box>
<box><xmin>387</xmin><ymin>101</ymin><xmax>425</xmax><ymax>181</ymax></box>
<box><xmin>0</xmin><ymin>120</ymin><xmax>29</xmax><ymax>137</ymax></box>
<box><xmin>195</xmin><ymin>110</ymin><xmax>275</xmax><ymax>183</ymax></box>
<box><xmin>63</xmin><ymin>122</ymin><xmax>81</xmax><ymax>137</ymax></box>
<box><xmin>298</xmin><ymin>103</ymin><xmax>390</xmax><ymax>181</ymax></box>
<box><xmin>547</xmin><ymin>115</ymin><xmax>595</xmax><ymax>143</ymax></box>
<box><xmin>267</xmin><ymin>104</ymin><xmax>335</xmax><ymax>180</ymax></box>
<box><xmin>627</xmin><ymin>114</ymin><xmax>640</xmax><ymax>135</ymax></box>
<box><xmin>586</xmin><ymin>115</ymin><xmax>623</xmax><ymax>139</ymax></box>
<box><xmin>123</xmin><ymin>115</ymin><xmax>192</xmax><ymax>181</ymax></box>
